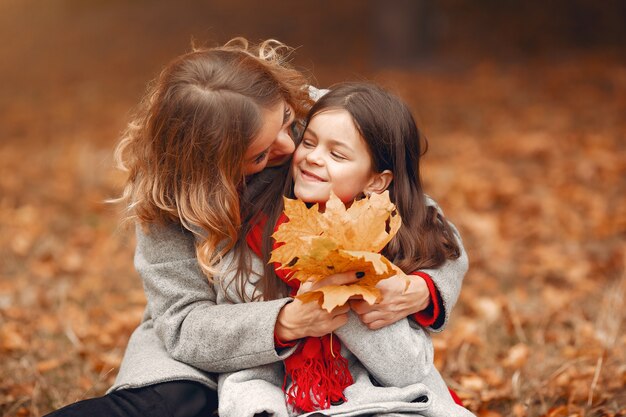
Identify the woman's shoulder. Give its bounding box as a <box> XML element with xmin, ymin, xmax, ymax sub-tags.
<box><xmin>135</xmin><ymin>220</ymin><xmax>198</xmax><ymax>263</ymax></box>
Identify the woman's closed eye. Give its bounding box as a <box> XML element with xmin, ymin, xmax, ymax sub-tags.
<box><xmin>254</xmin><ymin>150</ymin><xmax>269</xmax><ymax>164</ymax></box>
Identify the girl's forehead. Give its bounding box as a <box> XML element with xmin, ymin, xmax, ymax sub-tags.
<box><xmin>310</xmin><ymin>107</ymin><xmax>350</xmax><ymax>121</ymax></box>
<box><xmin>306</xmin><ymin>109</ymin><xmax>359</xmax><ymax>138</ymax></box>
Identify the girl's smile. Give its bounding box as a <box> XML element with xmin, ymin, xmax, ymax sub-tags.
<box><xmin>298</xmin><ymin>168</ymin><xmax>328</xmax><ymax>182</ymax></box>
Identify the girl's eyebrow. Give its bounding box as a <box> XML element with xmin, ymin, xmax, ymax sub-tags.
<box><xmin>326</xmin><ymin>139</ymin><xmax>351</xmax><ymax>151</ymax></box>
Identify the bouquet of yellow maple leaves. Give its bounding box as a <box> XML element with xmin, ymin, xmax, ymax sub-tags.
<box><xmin>270</xmin><ymin>191</ymin><xmax>408</xmax><ymax>312</ymax></box>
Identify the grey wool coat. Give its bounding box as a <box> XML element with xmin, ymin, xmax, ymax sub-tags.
<box><xmin>111</xmin><ymin>195</ymin><xmax>469</xmax><ymax>415</ymax></box>
<box><xmin>214</xmin><ymin>204</ymin><xmax>474</xmax><ymax>417</ymax></box>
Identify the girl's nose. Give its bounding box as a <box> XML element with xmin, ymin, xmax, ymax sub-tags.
<box><xmin>305</xmin><ymin>148</ymin><xmax>324</xmax><ymax>165</ymax></box>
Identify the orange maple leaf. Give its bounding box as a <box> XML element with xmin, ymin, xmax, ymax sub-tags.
<box><xmin>270</xmin><ymin>191</ymin><xmax>403</xmax><ymax>312</ymax></box>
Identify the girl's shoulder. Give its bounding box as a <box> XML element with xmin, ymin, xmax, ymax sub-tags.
<box><xmin>423</xmin><ymin>195</ymin><xmax>454</xmax><ymax>225</ymax></box>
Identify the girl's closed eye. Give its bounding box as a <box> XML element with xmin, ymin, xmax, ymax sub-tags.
<box><xmin>330</xmin><ymin>150</ymin><xmax>347</xmax><ymax>161</ymax></box>
<box><xmin>301</xmin><ymin>138</ymin><xmax>316</xmax><ymax>148</ymax></box>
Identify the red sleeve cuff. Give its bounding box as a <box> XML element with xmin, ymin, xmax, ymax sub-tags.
<box><xmin>274</xmin><ymin>331</ymin><xmax>297</xmax><ymax>349</ymax></box>
<box><xmin>411</xmin><ymin>272</ymin><xmax>442</xmax><ymax>328</ymax></box>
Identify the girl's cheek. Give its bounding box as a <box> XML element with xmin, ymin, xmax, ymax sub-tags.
<box><xmin>291</xmin><ymin>148</ymin><xmax>303</xmax><ymax>166</ymax></box>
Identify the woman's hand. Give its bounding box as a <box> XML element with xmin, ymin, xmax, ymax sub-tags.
<box><xmin>275</xmin><ymin>272</ymin><xmax>359</xmax><ymax>341</ymax></box>
<box><xmin>275</xmin><ymin>299</ymin><xmax>349</xmax><ymax>341</ymax></box>
<box><xmin>350</xmin><ymin>272</ymin><xmax>430</xmax><ymax>330</ymax></box>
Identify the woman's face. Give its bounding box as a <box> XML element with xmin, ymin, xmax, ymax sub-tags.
<box><xmin>292</xmin><ymin>109</ymin><xmax>378</xmax><ymax>204</ymax></box>
<box><xmin>243</xmin><ymin>100</ymin><xmax>296</xmax><ymax>175</ymax></box>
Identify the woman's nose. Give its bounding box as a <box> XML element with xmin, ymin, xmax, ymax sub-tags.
<box><xmin>271</xmin><ymin>129</ymin><xmax>296</xmax><ymax>158</ymax></box>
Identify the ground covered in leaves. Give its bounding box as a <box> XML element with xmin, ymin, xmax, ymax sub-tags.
<box><xmin>1</xmin><ymin>30</ymin><xmax>625</xmax><ymax>417</ymax></box>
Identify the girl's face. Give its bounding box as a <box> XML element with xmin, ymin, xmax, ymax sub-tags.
<box><xmin>292</xmin><ymin>109</ymin><xmax>381</xmax><ymax>204</ymax></box>
<box><xmin>243</xmin><ymin>100</ymin><xmax>296</xmax><ymax>175</ymax></box>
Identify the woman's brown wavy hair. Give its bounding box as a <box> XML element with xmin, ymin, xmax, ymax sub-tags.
<box><xmin>113</xmin><ymin>38</ymin><xmax>310</xmax><ymax>277</ymax></box>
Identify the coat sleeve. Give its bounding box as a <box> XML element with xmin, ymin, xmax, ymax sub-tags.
<box><xmin>419</xmin><ymin>197</ymin><xmax>469</xmax><ymax>332</ymax></box>
<box><xmin>134</xmin><ymin>221</ymin><xmax>293</xmax><ymax>373</ymax></box>
<box><xmin>334</xmin><ymin>311</ymin><xmax>434</xmax><ymax>388</ymax></box>
<box><xmin>217</xmin><ymin>363</ymin><xmax>289</xmax><ymax>417</ymax></box>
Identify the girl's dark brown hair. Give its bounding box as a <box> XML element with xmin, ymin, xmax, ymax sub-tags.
<box><xmin>250</xmin><ymin>82</ymin><xmax>461</xmax><ymax>299</ymax></box>
<box><xmin>113</xmin><ymin>38</ymin><xmax>310</xmax><ymax>278</ymax></box>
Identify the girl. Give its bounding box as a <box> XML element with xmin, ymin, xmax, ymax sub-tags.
<box><xmin>215</xmin><ymin>82</ymin><xmax>473</xmax><ymax>417</ymax></box>
<box><xmin>46</xmin><ymin>40</ymin><xmax>466</xmax><ymax>417</ymax></box>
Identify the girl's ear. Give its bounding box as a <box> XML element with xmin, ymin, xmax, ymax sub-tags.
<box><xmin>364</xmin><ymin>170</ymin><xmax>393</xmax><ymax>195</ymax></box>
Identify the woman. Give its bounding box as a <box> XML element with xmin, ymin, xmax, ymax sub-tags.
<box><xmin>46</xmin><ymin>39</ymin><xmax>467</xmax><ymax>417</ymax></box>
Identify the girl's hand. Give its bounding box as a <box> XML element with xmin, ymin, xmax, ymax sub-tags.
<box><xmin>275</xmin><ymin>272</ymin><xmax>359</xmax><ymax>341</ymax></box>
<box><xmin>350</xmin><ymin>273</ymin><xmax>430</xmax><ymax>330</ymax></box>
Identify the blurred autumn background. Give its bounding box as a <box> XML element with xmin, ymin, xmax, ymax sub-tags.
<box><xmin>1</xmin><ymin>0</ymin><xmax>625</xmax><ymax>416</ymax></box>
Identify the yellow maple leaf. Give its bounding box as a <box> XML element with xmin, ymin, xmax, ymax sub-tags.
<box><xmin>316</xmin><ymin>191</ymin><xmax>401</xmax><ymax>253</ymax></box>
<box><xmin>288</xmin><ymin>244</ymin><xmax>396</xmax><ymax>284</ymax></box>
<box><xmin>271</xmin><ymin>191</ymin><xmax>402</xmax><ymax>311</ymax></box>
<box><xmin>269</xmin><ymin>198</ymin><xmax>325</xmax><ymax>267</ymax></box>
<box><xmin>297</xmin><ymin>284</ymin><xmax>382</xmax><ymax>312</ymax></box>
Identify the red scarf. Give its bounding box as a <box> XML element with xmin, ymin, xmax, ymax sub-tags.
<box><xmin>247</xmin><ymin>214</ymin><xmax>353</xmax><ymax>412</ymax></box>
